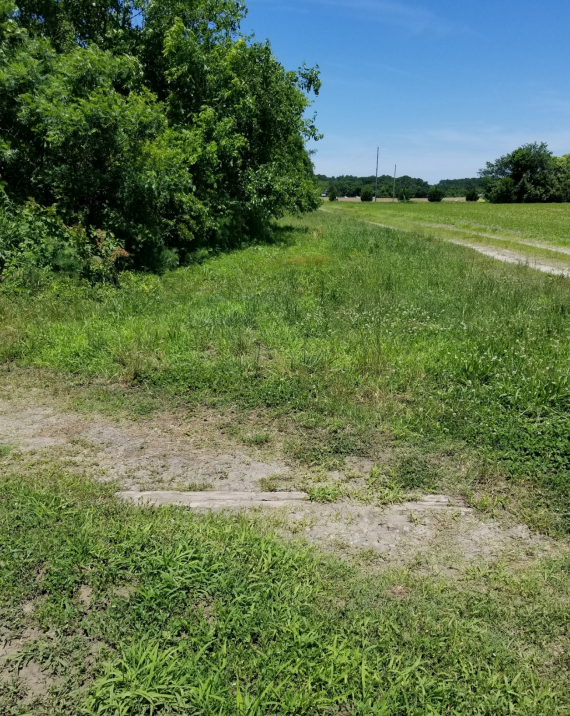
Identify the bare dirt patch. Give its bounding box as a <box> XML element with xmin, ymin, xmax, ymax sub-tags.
<box><xmin>0</xmin><ymin>629</ymin><xmax>43</xmax><ymax>662</ymax></box>
<box><xmin>17</xmin><ymin>661</ymin><xmax>56</xmax><ymax>705</ymax></box>
<box><xmin>263</xmin><ymin>496</ymin><xmax>553</xmax><ymax>570</ymax></box>
<box><xmin>0</xmin><ymin>630</ymin><xmax>57</xmax><ymax>707</ymax></box>
<box><xmin>0</xmin><ymin>384</ymin><xmax>560</xmax><ymax>571</ymax></box>
<box><xmin>0</xmin><ymin>395</ymin><xmax>294</xmax><ymax>493</ymax></box>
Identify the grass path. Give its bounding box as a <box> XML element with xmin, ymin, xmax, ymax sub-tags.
<box><xmin>324</xmin><ymin>202</ymin><xmax>570</xmax><ymax>274</ymax></box>
<box><xmin>2</xmin><ymin>211</ymin><xmax>570</xmax><ymax>532</ymax></box>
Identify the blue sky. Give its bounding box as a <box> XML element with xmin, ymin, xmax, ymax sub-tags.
<box><xmin>244</xmin><ymin>0</ymin><xmax>570</xmax><ymax>182</ymax></box>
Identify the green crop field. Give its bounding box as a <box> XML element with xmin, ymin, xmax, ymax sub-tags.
<box><xmin>325</xmin><ymin>201</ymin><xmax>570</xmax><ymax>270</ymax></box>
<box><xmin>2</xmin><ymin>209</ymin><xmax>570</xmax><ymax>714</ymax></box>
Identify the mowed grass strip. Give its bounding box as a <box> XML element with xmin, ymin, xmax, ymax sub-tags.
<box><xmin>1</xmin><ymin>212</ymin><xmax>570</xmax><ymax>528</ymax></box>
<box><xmin>327</xmin><ymin>200</ymin><xmax>570</xmax><ymax>249</ymax></box>
<box><xmin>1</xmin><ymin>463</ymin><xmax>569</xmax><ymax>715</ymax></box>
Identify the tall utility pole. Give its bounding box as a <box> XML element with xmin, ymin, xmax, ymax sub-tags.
<box><xmin>374</xmin><ymin>147</ymin><xmax>379</xmax><ymax>202</ymax></box>
<box><xmin>392</xmin><ymin>165</ymin><xmax>397</xmax><ymax>202</ymax></box>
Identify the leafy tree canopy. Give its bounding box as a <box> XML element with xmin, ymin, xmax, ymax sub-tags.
<box><xmin>479</xmin><ymin>142</ymin><xmax>570</xmax><ymax>204</ymax></box>
<box><xmin>0</xmin><ymin>0</ymin><xmax>321</xmax><ymax>281</ymax></box>
<box><xmin>427</xmin><ymin>185</ymin><xmax>444</xmax><ymax>203</ymax></box>
<box><xmin>436</xmin><ymin>178</ymin><xmax>483</xmax><ymax>197</ymax></box>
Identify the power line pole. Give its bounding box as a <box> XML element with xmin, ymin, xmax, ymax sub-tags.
<box><xmin>374</xmin><ymin>147</ymin><xmax>379</xmax><ymax>202</ymax></box>
<box><xmin>392</xmin><ymin>164</ymin><xmax>397</xmax><ymax>202</ymax></box>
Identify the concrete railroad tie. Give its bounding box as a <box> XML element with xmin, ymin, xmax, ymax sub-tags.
<box><xmin>116</xmin><ymin>491</ymin><xmax>309</xmax><ymax>508</ymax></box>
<box><xmin>116</xmin><ymin>491</ymin><xmax>470</xmax><ymax>512</ymax></box>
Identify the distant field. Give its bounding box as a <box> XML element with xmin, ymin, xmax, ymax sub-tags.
<box><xmin>325</xmin><ymin>202</ymin><xmax>570</xmax><ymax>269</ymax></box>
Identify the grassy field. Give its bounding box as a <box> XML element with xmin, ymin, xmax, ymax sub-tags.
<box><xmin>325</xmin><ymin>201</ymin><xmax>570</xmax><ymax>269</ymax></box>
<box><xmin>326</xmin><ymin>201</ymin><xmax>570</xmax><ymax>246</ymax></box>
<box><xmin>2</xmin><ymin>210</ymin><xmax>570</xmax><ymax>529</ymax></box>
<box><xmin>2</xmin><ymin>209</ymin><xmax>570</xmax><ymax>713</ymax></box>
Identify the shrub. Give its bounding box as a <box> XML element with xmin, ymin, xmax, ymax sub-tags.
<box><xmin>427</xmin><ymin>186</ymin><xmax>445</xmax><ymax>203</ymax></box>
<box><xmin>328</xmin><ymin>186</ymin><xmax>338</xmax><ymax>202</ymax></box>
<box><xmin>0</xmin><ymin>190</ymin><xmax>127</xmax><ymax>290</ymax></box>
<box><xmin>360</xmin><ymin>185</ymin><xmax>374</xmax><ymax>202</ymax></box>
<box><xmin>465</xmin><ymin>188</ymin><xmax>479</xmax><ymax>202</ymax></box>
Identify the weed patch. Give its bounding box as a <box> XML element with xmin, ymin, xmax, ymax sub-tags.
<box><xmin>0</xmin><ymin>466</ymin><xmax>569</xmax><ymax>714</ymax></box>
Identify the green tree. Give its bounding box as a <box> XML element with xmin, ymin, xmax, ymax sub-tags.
<box><xmin>328</xmin><ymin>186</ymin><xmax>338</xmax><ymax>202</ymax></box>
<box><xmin>360</xmin><ymin>185</ymin><xmax>374</xmax><ymax>202</ymax></box>
<box><xmin>479</xmin><ymin>142</ymin><xmax>559</xmax><ymax>203</ymax></box>
<box><xmin>554</xmin><ymin>154</ymin><xmax>570</xmax><ymax>202</ymax></box>
<box><xmin>438</xmin><ymin>178</ymin><xmax>483</xmax><ymax>197</ymax></box>
<box><xmin>427</xmin><ymin>186</ymin><xmax>445</xmax><ymax>203</ymax></box>
<box><xmin>465</xmin><ymin>188</ymin><xmax>479</xmax><ymax>202</ymax></box>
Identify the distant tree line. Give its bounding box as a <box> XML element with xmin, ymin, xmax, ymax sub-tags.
<box><xmin>316</xmin><ymin>174</ymin><xmax>483</xmax><ymax>200</ymax></box>
<box><xmin>319</xmin><ymin>142</ymin><xmax>570</xmax><ymax>204</ymax></box>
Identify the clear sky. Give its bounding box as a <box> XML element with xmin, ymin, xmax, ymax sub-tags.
<box><xmin>244</xmin><ymin>0</ymin><xmax>570</xmax><ymax>182</ymax></box>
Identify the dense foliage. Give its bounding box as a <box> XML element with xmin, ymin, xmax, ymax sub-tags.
<box><xmin>0</xmin><ymin>0</ymin><xmax>321</xmax><ymax>281</ymax></box>
<box><xmin>359</xmin><ymin>184</ymin><xmax>373</xmax><ymax>202</ymax></box>
<box><xmin>427</xmin><ymin>185</ymin><xmax>444</xmax><ymax>202</ymax></box>
<box><xmin>480</xmin><ymin>142</ymin><xmax>570</xmax><ymax>204</ymax></box>
<box><xmin>437</xmin><ymin>177</ymin><xmax>483</xmax><ymax>197</ymax></box>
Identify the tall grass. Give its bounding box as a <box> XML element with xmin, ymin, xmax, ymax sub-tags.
<box><xmin>2</xmin><ymin>212</ymin><xmax>570</xmax><ymax>525</ymax></box>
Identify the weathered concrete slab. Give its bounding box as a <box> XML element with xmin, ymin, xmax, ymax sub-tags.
<box><xmin>399</xmin><ymin>495</ymin><xmax>471</xmax><ymax>513</ymax></box>
<box><xmin>116</xmin><ymin>490</ymin><xmax>309</xmax><ymax>508</ymax></box>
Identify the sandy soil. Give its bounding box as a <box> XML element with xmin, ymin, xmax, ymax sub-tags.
<box><xmin>0</xmin><ymin>629</ymin><xmax>56</xmax><ymax>705</ymax></box>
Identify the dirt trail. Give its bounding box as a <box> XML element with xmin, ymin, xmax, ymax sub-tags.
<box><xmin>364</xmin><ymin>218</ymin><xmax>570</xmax><ymax>276</ymax></box>
<box><xmin>421</xmin><ymin>221</ymin><xmax>570</xmax><ymax>256</ymax></box>
<box><xmin>0</xmin><ymin>392</ymin><xmax>556</xmax><ymax>570</ymax></box>
<box><xmin>321</xmin><ymin>210</ymin><xmax>570</xmax><ymax>277</ymax></box>
<box><xmin>446</xmin><ymin>239</ymin><xmax>570</xmax><ymax>277</ymax></box>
